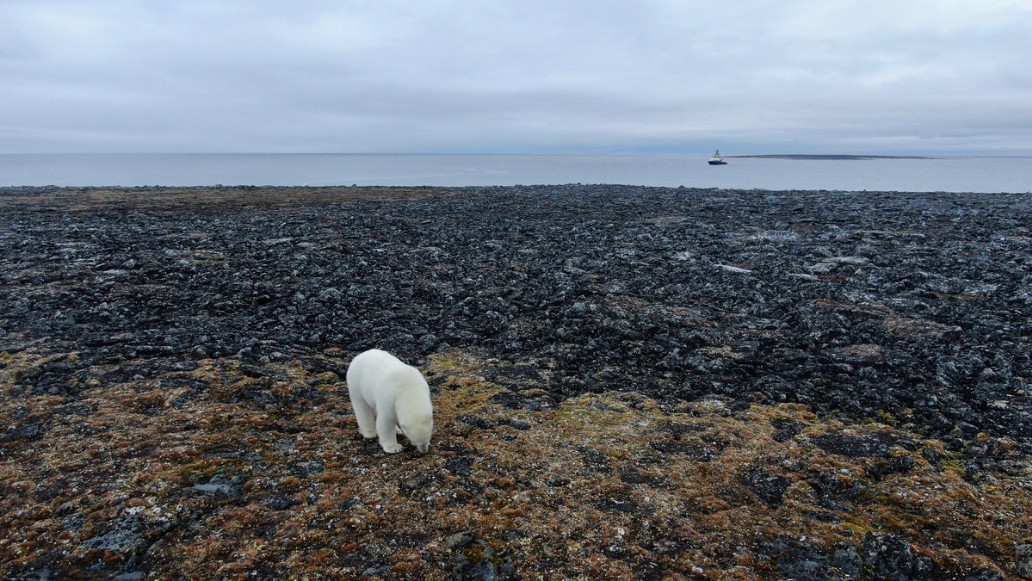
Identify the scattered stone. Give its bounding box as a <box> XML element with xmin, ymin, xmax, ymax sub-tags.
<box><xmin>746</xmin><ymin>230</ymin><xmax>801</xmax><ymax>243</ymax></box>
<box><xmin>743</xmin><ymin>468</ymin><xmax>792</xmax><ymax>507</ymax></box>
<box><xmin>812</xmin><ymin>433</ymin><xmax>894</xmax><ymax>458</ymax></box>
<box><xmin>3</xmin><ymin>185</ymin><xmax>1031</xmax><ymax>579</ymax></box>
<box><xmin>861</xmin><ymin>532</ymin><xmax>934</xmax><ymax>580</ymax></box>
<box><xmin>1017</xmin><ymin>544</ymin><xmax>1032</xmax><ymax>579</ymax></box>
<box><xmin>456</xmin><ymin>414</ymin><xmax>495</xmax><ymax>429</ymax></box>
<box><xmin>187</xmin><ymin>473</ymin><xmax>244</xmax><ymax>497</ymax></box>
<box><xmin>80</xmin><ymin>511</ymin><xmax>152</xmax><ymax>555</ymax></box>
<box><xmin>867</xmin><ymin>455</ymin><xmax>916</xmax><ymax>479</ymax></box>
<box><xmin>498</xmin><ymin>418</ymin><xmax>531</xmax><ymax>430</ymax></box>
<box><xmin>488</xmin><ymin>390</ymin><xmax>554</xmax><ymax>412</ymax></box>
<box><xmin>714</xmin><ymin>263</ymin><xmax>753</xmax><ymax>274</ymax></box>
<box><xmin>445</xmin><ymin>531</ymin><xmax>475</xmax><ymax>550</ymax></box>
<box><xmin>4</xmin><ymin>187</ymin><xmax>1030</xmax><ymax>448</ymax></box>
<box><xmin>579</xmin><ymin>447</ymin><xmax>611</xmax><ymax>473</ymax></box>
<box><xmin>262</xmin><ymin>495</ymin><xmax>297</xmax><ymax>510</ymax></box>
<box><xmin>289</xmin><ymin>461</ymin><xmax>325</xmax><ymax>477</ymax></box>
<box><xmin>360</xmin><ymin>564</ymin><xmax>388</xmax><ymax>577</ymax></box>
<box><xmin>445</xmin><ymin>456</ymin><xmax>473</xmax><ymax>477</ymax></box>
<box><xmin>833</xmin><ymin>542</ymin><xmax>863</xmax><ymax>578</ymax></box>
<box><xmin>771</xmin><ymin>419</ymin><xmax>806</xmax><ymax>442</ymax></box>
<box><xmin>458</xmin><ymin>559</ymin><xmax>504</xmax><ymax>581</ymax></box>
<box><xmin>0</xmin><ymin>423</ymin><xmax>42</xmax><ymax>444</ymax></box>
<box><xmin>273</xmin><ymin>438</ymin><xmax>297</xmax><ymax>454</ymax></box>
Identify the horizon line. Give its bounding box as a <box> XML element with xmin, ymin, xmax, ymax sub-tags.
<box><xmin>3</xmin><ymin>151</ymin><xmax>1030</xmax><ymax>158</ymax></box>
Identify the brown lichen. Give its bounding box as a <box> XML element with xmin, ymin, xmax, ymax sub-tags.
<box><xmin>2</xmin><ymin>352</ymin><xmax>1031</xmax><ymax>578</ymax></box>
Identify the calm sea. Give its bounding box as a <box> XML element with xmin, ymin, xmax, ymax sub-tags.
<box><xmin>1</xmin><ymin>153</ymin><xmax>1030</xmax><ymax>193</ymax></box>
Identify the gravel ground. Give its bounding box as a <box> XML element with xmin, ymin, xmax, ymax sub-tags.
<box><xmin>1</xmin><ymin>185</ymin><xmax>1030</xmax><ymax>578</ymax></box>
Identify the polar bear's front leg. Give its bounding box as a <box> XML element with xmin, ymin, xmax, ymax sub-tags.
<box><xmin>349</xmin><ymin>394</ymin><xmax>378</xmax><ymax>440</ymax></box>
<box><xmin>376</xmin><ymin>411</ymin><xmax>404</xmax><ymax>453</ymax></box>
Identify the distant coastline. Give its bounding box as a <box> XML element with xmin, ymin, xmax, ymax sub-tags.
<box><xmin>5</xmin><ymin>152</ymin><xmax>1031</xmax><ymax>192</ymax></box>
<box><xmin>729</xmin><ymin>154</ymin><xmax>935</xmax><ymax>160</ymax></box>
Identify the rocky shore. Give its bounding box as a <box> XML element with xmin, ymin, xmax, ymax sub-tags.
<box><xmin>1</xmin><ymin>185</ymin><xmax>1030</xmax><ymax>579</ymax></box>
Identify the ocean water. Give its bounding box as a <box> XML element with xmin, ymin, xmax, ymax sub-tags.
<box><xmin>1</xmin><ymin>153</ymin><xmax>1030</xmax><ymax>193</ymax></box>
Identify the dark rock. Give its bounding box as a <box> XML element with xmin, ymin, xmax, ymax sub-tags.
<box><xmin>1017</xmin><ymin>544</ymin><xmax>1032</xmax><ymax>580</ymax></box>
<box><xmin>743</xmin><ymin>468</ymin><xmax>792</xmax><ymax>507</ymax></box>
<box><xmin>809</xmin><ymin>470</ymin><xmax>869</xmax><ymax>510</ymax></box>
<box><xmin>812</xmin><ymin>433</ymin><xmax>893</xmax><ymax>458</ymax></box>
<box><xmin>593</xmin><ymin>492</ymin><xmax>639</xmax><ymax>514</ymax></box>
<box><xmin>485</xmin><ymin>365</ymin><xmax>543</xmax><ymax>387</ymax></box>
<box><xmin>758</xmin><ymin>536</ymin><xmax>832</xmax><ymax>580</ymax></box>
<box><xmin>400</xmin><ymin>473</ymin><xmax>435</xmax><ymax>496</ymax></box>
<box><xmin>0</xmin><ymin>423</ymin><xmax>42</xmax><ymax>444</ymax></box>
<box><xmin>79</xmin><ymin>509</ymin><xmax>171</xmax><ymax>557</ymax></box>
<box><xmin>488</xmin><ymin>390</ymin><xmax>554</xmax><ymax>411</ymax></box>
<box><xmin>417</xmin><ymin>333</ymin><xmax>439</xmax><ymax>353</ymax></box>
<box><xmin>497</xmin><ymin>418</ymin><xmax>531</xmax><ymax>430</ymax></box>
<box><xmin>579</xmin><ymin>447</ymin><xmax>611</xmax><ymax>473</ymax></box>
<box><xmin>833</xmin><ymin>542</ymin><xmax>863</xmax><ymax>577</ymax></box>
<box><xmin>649</xmin><ymin>438</ymin><xmax>715</xmax><ymax>461</ymax></box>
<box><xmin>262</xmin><ymin>495</ymin><xmax>297</xmax><ymax>510</ymax></box>
<box><xmin>445</xmin><ymin>456</ymin><xmax>473</xmax><ymax>477</ymax></box>
<box><xmin>80</xmin><ymin>516</ymin><xmax>149</xmax><ymax>554</ymax></box>
<box><xmin>619</xmin><ymin>467</ymin><xmax>663</xmax><ymax>487</ymax></box>
<box><xmin>62</xmin><ymin>512</ymin><xmax>86</xmax><ymax>531</ymax></box>
<box><xmin>360</xmin><ymin>563</ymin><xmax>388</xmax><ymax>577</ymax></box>
<box><xmin>457</xmin><ymin>414</ymin><xmax>495</xmax><ymax>429</ymax></box>
<box><xmin>962</xmin><ymin>570</ymin><xmax>1005</xmax><ymax>581</ymax></box>
<box><xmin>867</xmin><ymin>455</ymin><xmax>916</xmax><ymax>479</ymax></box>
<box><xmin>458</xmin><ymin>560</ymin><xmax>503</xmax><ymax>581</ymax></box>
<box><xmin>289</xmin><ymin>461</ymin><xmax>325</xmax><ymax>477</ymax></box>
<box><xmin>861</xmin><ymin>533</ymin><xmax>932</xmax><ymax>580</ymax></box>
<box><xmin>771</xmin><ymin>419</ymin><xmax>806</xmax><ymax>442</ymax></box>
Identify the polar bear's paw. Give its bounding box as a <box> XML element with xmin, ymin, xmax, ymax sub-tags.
<box><xmin>360</xmin><ymin>428</ymin><xmax>378</xmax><ymax>439</ymax></box>
<box><xmin>381</xmin><ymin>442</ymin><xmax>405</xmax><ymax>454</ymax></box>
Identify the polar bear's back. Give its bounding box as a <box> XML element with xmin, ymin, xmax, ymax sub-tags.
<box><xmin>346</xmin><ymin>349</ymin><xmax>428</xmax><ymax>398</ymax></box>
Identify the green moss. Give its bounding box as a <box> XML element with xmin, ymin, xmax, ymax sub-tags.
<box><xmin>942</xmin><ymin>459</ymin><xmax>967</xmax><ymax>477</ymax></box>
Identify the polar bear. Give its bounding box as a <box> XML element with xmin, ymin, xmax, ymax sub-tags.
<box><xmin>346</xmin><ymin>349</ymin><xmax>434</xmax><ymax>454</ymax></box>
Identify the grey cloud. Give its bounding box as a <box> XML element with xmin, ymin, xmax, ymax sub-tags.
<box><xmin>1</xmin><ymin>0</ymin><xmax>1030</xmax><ymax>154</ymax></box>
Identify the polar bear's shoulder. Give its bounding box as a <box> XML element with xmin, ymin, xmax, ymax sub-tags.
<box><xmin>347</xmin><ymin>349</ymin><xmax>425</xmax><ymax>391</ymax></box>
<box><xmin>350</xmin><ymin>348</ymin><xmax>396</xmax><ymax>368</ymax></box>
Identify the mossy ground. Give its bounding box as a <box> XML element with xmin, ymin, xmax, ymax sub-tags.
<box><xmin>2</xmin><ymin>347</ymin><xmax>1029</xmax><ymax>579</ymax></box>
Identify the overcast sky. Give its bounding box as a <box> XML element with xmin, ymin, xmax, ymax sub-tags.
<box><xmin>2</xmin><ymin>0</ymin><xmax>1031</xmax><ymax>155</ymax></box>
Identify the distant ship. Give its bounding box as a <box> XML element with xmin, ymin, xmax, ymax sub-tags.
<box><xmin>708</xmin><ymin>150</ymin><xmax>728</xmax><ymax>165</ymax></box>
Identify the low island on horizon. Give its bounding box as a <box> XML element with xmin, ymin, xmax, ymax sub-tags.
<box><xmin>726</xmin><ymin>153</ymin><xmax>935</xmax><ymax>160</ymax></box>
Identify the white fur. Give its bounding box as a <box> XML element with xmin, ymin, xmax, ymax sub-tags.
<box><xmin>346</xmin><ymin>349</ymin><xmax>434</xmax><ymax>454</ymax></box>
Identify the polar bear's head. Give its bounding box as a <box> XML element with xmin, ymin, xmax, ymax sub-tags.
<box><xmin>397</xmin><ymin>399</ymin><xmax>434</xmax><ymax>454</ymax></box>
